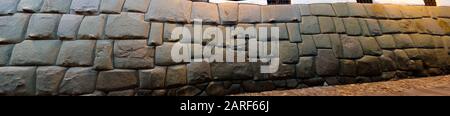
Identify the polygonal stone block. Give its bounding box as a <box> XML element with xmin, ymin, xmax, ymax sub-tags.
<box><xmin>114</xmin><ymin>40</ymin><xmax>154</xmax><ymax>69</ymax></box>
<box><xmin>261</xmin><ymin>5</ymin><xmax>300</xmax><ymax>23</ymax></box>
<box><xmin>238</xmin><ymin>4</ymin><xmax>261</xmax><ymax>23</ymax></box>
<box><xmin>0</xmin><ymin>13</ymin><xmax>30</xmax><ymax>44</ymax></box>
<box><xmin>26</xmin><ymin>14</ymin><xmax>61</xmax><ymax>40</ymax></box>
<box><xmin>0</xmin><ymin>0</ymin><xmax>19</xmax><ymax>15</ymax></box>
<box><xmin>97</xmin><ymin>69</ymin><xmax>138</xmax><ymax>91</ymax></box>
<box><xmin>122</xmin><ymin>0</ymin><xmax>151</xmax><ymax>13</ymax></box>
<box><xmin>0</xmin><ymin>67</ymin><xmax>36</xmax><ymax>96</ymax></box>
<box><xmin>40</xmin><ymin>0</ymin><xmax>72</xmax><ymax>13</ymax></box>
<box><xmin>59</xmin><ymin>67</ymin><xmax>97</xmax><ymax>95</ymax></box>
<box><xmin>105</xmin><ymin>13</ymin><xmax>150</xmax><ymax>39</ymax></box>
<box><xmin>10</xmin><ymin>40</ymin><xmax>61</xmax><ymax>65</ymax></box>
<box><xmin>70</xmin><ymin>0</ymin><xmax>101</xmax><ymax>15</ymax></box>
<box><xmin>191</xmin><ymin>2</ymin><xmax>220</xmax><ymax>24</ymax></box>
<box><xmin>145</xmin><ymin>0</ymin><xmax>192</xmax><ymax>23</ymax></box>
<box><xmin>56</xmin><ymin>40</ymin><xmax>96</xmax><ymax>66</ymax></box>
<box><xmin>100</xmin><ymin>0</ymin><xmax>125</xmax><ymax>14</ymax></box>
<box><xmin>57</xmin><ymin>14</ymin><xmax>83</xmax><ymax>40</ymax></box>
<box><xmin>77</xmin><ymin>14</ymin><xmax>107</xmax><ymax>39</ymax></box>
<box><xmin>218</xmin><ymin>3</ymin><xmax>238</xmax><ymax>24</ymax></box>
<box><xmin>16</xmin><ymin>0</ymin><xmax>43</xmax><ymax>13</ymax></box>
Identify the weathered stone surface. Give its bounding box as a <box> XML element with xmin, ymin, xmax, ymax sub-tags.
<box><xmin>298</xmin><ymin>35</ymin><xmax>317</xmax><ymax>56</ymax></box>
<box><xmin>358</xmin><ymin>18</ymin><xmax>371</xmax><ymax>36</ymax></box>
<box><xmin>274</xmin><ymin>23</ymin><xmax>289</xmax><ymax>40</ymax></box>
<box><xmin>330</xmin><ymin>34</ymin><xmax>342</xmax><ymax>57</ymax></box>
<box><xmin>343</xmin><ymin>18</ymin><xmax>361</xmax><ymax>36</ymax></box>
<box><xmin>145</xmin><ymin>0</ymin><xmax>192</xmax><ymax>23</ymax></box>
<box><xmin>393</xmin><ymin>49</ymin><xmax>414</xmax><ymax>71</ymax></box>
<box><xmin>416</xmin><ymin>18</ymin><xmax>445</xmax><ymax>35</ymax></box>
<box><xmin>434</xmin><ymin>49</ymin><xmax>448</xmax><ymax>67</ymax></box>
<box><xmin>404</xmin><ymin>48</ymin><xmax>423</xmax><ymax>60</ymax></box>
<box><xmin>177</xmin><ymin>85</ymin><xmax>202</xmax><ymax>96</ymax></box>
<box><xmin>359</xmin><ymin>37</ymin><xmax>382</xmax><ymax>56</ymax></box>
<box><xmin>340</xmin><ymin>35</ymin><xmax>364</xmax><ymax>59</ymax></box>
<box><xmin>398</xmin><ymin>19</ymin><xmax>417</xmax><ymax>33</ymax></box>
<box><xmin>333</xmin><ymin>17</ymin><xmax>346</xmax><ymax>33</ymax></box>
<box><xmin>0</xmin><ymin>0</ymin><xmax>19</xmax><ymax>15</ymax></box>
<box><xmin>97</xmin><ymin>69</ymin><xmax>138</xmax><ymax>91</ymax></box>
<box><xmin>191</xmin><ymin>2</ymin><xmax>219</xmax><ymax>24</ymax></box>
<box><xmin>106</xmin><ymin>14</ymin><xmax>149</xmax><ymax>39</ymax></box>
<box><xmin>187</xmin><ymin>62</ymin><xmax>212</xmax><ymax>85</ymax></box>
<box><xmin>114</xmin><ymin>40</ymin><xmax>154</xmax><ymax>69</ymax></box>
<box><xmin>139</xmin><ymin>66</ymin><xmax>166</xmax><ymax>89</ymax></box>
<box><xmin>17</xmin><ymin>0</ymin><xmax>42</xmax><ymax>13</ymax></box>
<box><xmin>166</xmin><ymin>65</ymin><xmax>187</xmax><ymax>88</ymax></box>
<box><xmin>347</xmin><ymin>3</ymin><xmax>367</xmax><ymax>17</ymax></box>
<box><xmin>298</xmin><ymin>4</ymin><xmax>311</xmax><ymax>16</ymax></box>
<box><xmin>270</xmin><ymin>63</ymin><xmax>296</xmax><ymax>80</ymax></box>
<box><xmin>206</xmin><ymin>82</ymin><xmax>227</xmax><ymax>96</ymax></box>
<box><xmin>332</xmin><ymin>3</ymin><xmax>349</xmax><ymax>17</ymax></box>
<box><xmin>70</xmin><ymin>0</ymin><xmax>100</xmax><ymax>15</ymax></box>
<box><xmin>59</xmin><ymin>67</ymin><xmax>97</xmax><ymax>95</ymax></box>
<box><xmin>99</xmin><ymin>0</ymin><xmax>125</xmax><ymax>14</ymax></box>
<box><xmin>261</xmin><ymin>5</ymin><xmax>300</xmax><ymax>23</ymax></box>
<box><xmin>384</xmin><ymin>4</ymin><xmax>403</xmax><ymax>19</ymax></box>
<box><xmin>378</xmin><ymin>20</ymin><xmax>401</xmax><ymax>34</ymax></box>
<box><xmin>380</xmin><ymin>50</ymin><xmax>397</xmax><ymax>71</ymax></box>
<box><xmin>35</xmin><ymin>66</ymin><xmax>65</xmax><ymax>96</ymax></box>
<box><xmin>57</xmin><ymin>14</ymin><xmax>83</xmax><ymax>40</ymax></box>
<box><xmin>0</xmin><ymin>45</ymin><xmax>13</xmax><ymax>65</ymax></box>
<box><xmin>339</xmin><ymin>59</ymin><xmax>357</xmax><ymax>76</ymax></box>
<box><xmin>375</xmin><ymin>35</ymin><xmax>396</xmax><ymax>49</ymax></box>
<box><xmin>318</xmin><ymin>17</ymin><xmax>335</xmax><ymax>33</ymax></box>
<box><xmin>432</xmin><ymin>36</ymin><xmax>444</xmax><ymax>48</ymax></box>
<box><xmin>410</xmin><ymin>34</ymin><xmax>434</xmax><ymax>48</ymax></box>
<box><xmin>155</xmin><ymin>42</ymin><xmax>187</xmax><ymax>66</ymax></box>
<box><xmin>280</xmin><ymin>41</ymin><xmax>299</xmax><ymax>64</ymax></box>
<box><xmin>420</xmin><ymin>49</ymin><xmax>439</xmax><ymax>68</ymax></box>
<box><xmin>364</xmin><ymin>4</ymin><xmax>387</xmax><ymax>18</ymax></box>
<box><xmin>148</xmin><ymin>22</ymin><xmax>164</xmax><ymax>46</ymax></box>
<box><xmin>26</xmin><ymin>14</ymin><xmax>61</xmax><ymax>40</ymax></box>
<box><xmin>286</xmin><ymin>23</ymin><xmax>302</xmax><ymax>42</ymax></box>
<box><xmin>0</xmin><ymin>13</ymin><xmax>30</xmax><ymax>44</ymax></box>
<box><xmin>163</xmin><ymin>23</ymin><xmax>184</xmax><ymax>42</ymax></box>
<box><xmin>310</xmin><ymin>4</ymin><xmax>335</xmax><ymax>16</ymax></box>
<box><xmin>393</xmin><ymin>34</ymin><xmax>415</xmax><ymax>48</ymax></box>
<box><xmin>437</xmin><ymin>19</ymin><xmax>450</xmax><ymax>35</ymax></box>
<box><xmin>122</xmin><ymin>0</ymin><xmax>150</xmax><ymax>13</ymax></box>
<box><xmin>0</xmin><ymin>67</ymin><xmax>36</xmax><ymax>96</ymax></box>
<box><xmin>10</xmin><ymin>40</ymin><xmax>61</xmax><ymax>65</ymax></box>
<box><xmin>313</xmin><ymin>34</ymin><xmax>332</xmax><ymax>49</ymax></box>
<box><xmin>401</xmin><ymin>6</ymin><xmax>424</xmax><ymax>18</ymax></box>
<box><xmin>356</xmin><ymin>56</ymin><xmax>382</xmax><ymax>76</ymax></box>
<box><xmin>57</xmin><ymin>40</ymin><xmax>95</xmax><ymax>67</ymax></box>
<box><xmin>94</xmin><ymin>40</ymin><xmax>113</xmax><ymax>70</ymax></box>
<box><xmin>300</xmin><ymin>16</ymin><xmax>320</xmax><ymax>34</ymax></box>
<box><xmin>316</xmin><ymin>49</ymin><xmax>339</xmax><ymax>76</ymax></box>
<box><xmin>238</xmin><ymin>4</ymin><xmax>261</xmax><ymax>23</ymax></box>
<box><xmin>77</xmin><ymin>15</ymin><xmax>107</xmax><ymax>39</ymax></box>
<box><xmin>297</xmin><ymin>57</ymin><xmax>315</xmax><ymax>78</ymax></box>
<box><xmin>40</xmin><ymin>0</ymin><xmax>71</xmax><ymax>13</ymax></box>
<box><xmin>218</xmin><ymin>3</ymin><xmax>238</xmax><ymax>24</ymax></box>
<box><xmin>303</xmin><ymin>77</ymin><xmax>325</xmax><ymax>87</ymax></box>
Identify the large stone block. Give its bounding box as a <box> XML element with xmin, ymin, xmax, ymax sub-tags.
<box><xmin>155</xmin><ymin>43</ymin><xmax>183</xmax><ymax>66</ymax></box>
<box><xmin>356</xmin><ymin>56</ymin><xmax>382</xmax><ymax>76</ymax></box>
<box><xmin>57</xmin><ymin>14</ymin><xmax>84</xmax><ymax>40</ymax></box>
<box><xmin>187</xmin><ymin>62</ymin><xmax>212</xmax><ymax>85</ymax></box>
<box><xmin>416</xmin><ymin>18</ymin><xmax>445</xmax><ymax>35</ymax></box>
<box><xmin>279</xmin><ymin>41</ymin><xmax>299</xmax><ymax>64</ymax></box>
<box><xmin>315</xmin><ymin>49</ymin><xmax>339</xmax><ymax>76</ymax></box>
<box><xmin>139</xmin><ymin>66</ymin><xmax>166</xmax><ymax>89</ymax></box>
<box><xmin>359</xmin><ymin>37</ymin><xmax>382</xmax><ymax>56</ymax></box>
<box><xmin>97</xmin><ymin>69</ymin><xmax>138</xmax><ymax>91</ymax></box>
<box><xmin>35</xmin><ymin>66</ymin><xmax>66</xmax><ymax>96</ymax></box>
<box><xmin>401</xmin><ymin>5</ymin><xmax>424</xmax><ymax>18</ymax></box>
<box><xmin>59</xmin><ymin>67</ymin><xmax>97</xmax><ymax>95</ymax></box>
<box><xmin>0</xmin><ymin>45</ymin><xmax>13</xmax><ymax>65</ymax></box>
<box><xmin>398</xmin><ymin>19</ymin><xmax>418</xmax><ymax>33</ymax></box>
<box><xmin>105</xmin><ymin>14</ymin><xmax>150</xmax><ymax>39</ymax></box>
<box><xmin>298</xmin><ymin>35</ymin><xmax>317</xmax><ymax>56</ymax></box>
<box><xmin>99</xmin><ymin>0</ymin><xmax>125</xmax><ymax>14</ymax></box>
<box><xmin>332</xmin><ymin>3</ymin><xmax>349</xmax><ymax>17</ymax></box>
<box><xmin>318</xmin><ymin>17</ymin><xmax>335</xmax><ymax>33</ymax></box>
<box><xmin>393</xmin><ymin>34</ymin><xmax>415</xmax><ymax>48</ymax></box>
<box><xmin>364</xmin><ymin>4</ymin><xmax>388</xmax><ymax>18</ymax></box>
<box><xmin>70</xmin><ymin>0</ymin><xmax>101</xmax><ymax>15</ymax></box>
<box><xmin>145</xmin><ymin>0</ymin><xmax>192</xmax><ymax>23</ymax></box>
<box><xmin>300</xmin><ymin>16</ymin><xmax>320</xmax><ymax>34</ymax></box>
<box><xmin>10</xmin><ymin>40</ymin><xmax>61</xmax><ymax>65</ymax></box>
<box><xmin>166</xmin><ymin>65</ymin><xmax>187</xmax><ymax>88</ymax></box>
<box><xmin>379</xmin><ymin>20</ymin><xmax>401</xmax><ymax>34</ymax></box>
<box><xmin>114</xmin><ymin>40</ymin><xmax>154</xmax><ymax>69</ymax></box>
<box><xmin>339</xmin><ymin>59</ymin><xmax>357</xmax><ymax>76</ymax></box>
<box><xmin>191</xmin><ymin>2</ymin><xmax>220</xmax><ymax>24</ymax></box>
<box><xmin>148</xmin><ymin>22</ymin><xmax>164</xmax><ymax>46</ymax></box>
<box><xmin>26</xmin><ymin>14</ymin><xmax>61</xmax><ymax>40</ymax></box>
<box><xmin>310</xmin><ymin>4</ymin><xmax>335</xmax><ymax>16</ymax></box>
<box><xmin>57</xmin><ymin>40</ymin><xmax>95</xmax><ymax>67</ymax></box>
<box><xmin>218</xmin><ymin>3</ymin><xmax>238</xmax><ymax>24</ymax></box>
<box><xmin>313</xmin><ymin>34</ymin><xmax>332</xmax><ymax>49</ymax></box>
<box><xmin>163</xmin><ymin>23</ymin><xmax>184</xmax><ymax>42</ymax></box>
<box><xmin>340</xmin><ymin>35</ymin><xmax>364</xmax><ymax>59</ymax></box>
<box><xmin>122</xmin><ymin>0</ymin><xmax>151</xmax><ymax>13</ymax></box>
<box><xmin>77</xmin><ymin>15</ymin><xmax>107</xmax><ymax>39</ymax></box>
<box><xmin>343</xmin><ymin>18</ymin><xmax>361</xmax><ymax>36</ymax></box>
<box><xmin>437</xmin><ymin>6</ymin><xmax>450</xmax><ymax>18</ymax></box>
<box><xmin>94</xmin><ymin>40</ymin><xmax>113</xmax><ymax>70</ymax></box>
<box><xmin>16</xmin><ymin>0</ymin><xmax>43</xmax><ymax>13</ymax></box>
<box><xmin>0</xmin><ymin>0</ymin><xmax>19</xmax><ymax>15</ymax></box>
<box><xmin>393</xmin><ymin>49</ymin><xmax>414</xmax><ymax>71</ymax></box>
<box><xmin>0</xmin><ymin>13</ymin><xmax>30</xmax><ymax>44</ymax></box>
<box><xmin>0</xmin><ymin>67</ymin><xmax>36</xmax><ymax>96</ymax></box>
<box><xmin>296</xmin><ymin>57</ymin><xmax>315</xmax><ymax>79</ymax></box>
<box><xmin>384</xmin><ymin>4</ymin><xmax>403</xmax><ymax>19</ymax></box>
<box><xmin>375</xmin><ymin>35</ymin><xmax>397</xmax><ymax>49</ymax></box>
<box><xmin>270</xmin><ymin>64</ymin><xmax>296</xmax><ymax>80</ymax></box>
<box><xmin>333</xmin><ymin>17</ymin><xmax>346</xmax><ymax>33</ymax></box>
<box><xmin>347</xmin><ymin>3</ymin><xmax>368</xmax><ymax>17</ymax></box>
<box><xmin>380</xmin><ymin>50</ymin><xmax>397</xmax><ymax>72</ymax></box>
<box><xmin>298</xmin><ymin>4</ymin><xmax>311</xmax><ymax>16</ymax></box>
<box><xmin>40</xmin><ymin>0</ymin><xmax>72</xmax><ymax>13</ymax></box>
<box><xmin>410</xmin><ymin>34</ymin><xmax>434</xmax><ymax>48</ymax></box>
<box><xmin>238</xmin><ymin>4</ymin><xmax>261</xmax><ymax>23</ymax></box>
<box><xmin>261</xmin><ymin>5</ymin><xmax>300</xmax><ymax>23</ymax></box>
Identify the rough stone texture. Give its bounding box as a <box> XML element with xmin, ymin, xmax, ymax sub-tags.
<box><xmin>77</xmin><ymin>15</ymin><xmax>107</xmax><ymax>39</ymax></box>
<box><xmin>40</xmin><ymin>0</ymin><xmax>72</xmax><ymax>13</ymax></box>
<box><xmin>114</xmin><ymin>40</ymin><xmax>154</xmax><ymax>69</ymax></box>
<box><xmin>17</xmin><ymin>0</ymin><xmax>43</xmax><ymax>13</ymax></box>
<box><xmin>318</xmin><ymin>17</ymin><xmax>335</xmax><ymax>33</ymax></box>
<box><xmin>0</xmin><ymin>0</ymin><xmax>19</xmax><ymax>15</ymax></box>
<box><xmin>393</xmin><ymin>50</ymin><xmax>415</xmax><ymax>71</ymax></box>
<box><xmin>138</xmin><ymin>67</ymin><xmax>165</xmax><ymax>90</ymax></box>
<box><xmin>279</xmin><ymin>41</ymin><xmax>299</xmax><ymax>64</ymax></box>
<box><xmin>187</xmin><ymin>62</ymin><xmax>212</xmax><ymax>85</ymax></box>
<box><xmin>59</xmin><ymin>67</ymin><xmax>97</xmax><ymax>95</ymax></box>
<box><xmin>347</xmin><ymin>3</ymin><xmax>367</xmax><ymax>17</ymax></box>
<box><xmin>57</xmin><ymin>14</ymin><xmax>83</xmax><ymax>40</ymax></box>
<box><xmin>100</xmin><ymin>0</ymin><xmax>125</xmax><ymax>14</ymax></box>
<box><xmin>148</xmin><ymin>22</ymin><xmax>164</xmax><ymax>46</ymax></box>
<box><xmin>163</xmin><ymin>23</ymin><xmax>184</xmax><ymax>42</ymax></box>
<box><xmin>0</xmin><ymin>45</ymin><xmax>13</xmax><ymax>66</ymax></box>
<box><xmin>274</xmin><ymin>23</ymin><xmax>289</xmax><ymax>40</ymax></box>
<box><xmin>0</xmin><ymin>13</ymin><xmax>30</xmax><ymax>44</ymax></box>
<box><xmin>315</xmin><ymin>49</ymin><xmax>339</xmax><ymax>76</ymax></box>
<box><xmin>105</xmin><ymin>14</ymin><xmax>149</xmax><ymax>39</ymax></box>
<box><xmin>261</xmin><ymin>5</ymin><xmax>300</xmax><ymax>23</ymax></box>
<box><xmin>191</xmin><ymin>2</ymin><xmax>220</xmax><ymax>24</ymax></box>
<box><xmin>332</xmin><ymin>3</ymin><xmax>350</xmax><ymax>17</ymax></box>
<box><xmin>379</xmin><ymin>20</ymin><xmax>401</xmax><ymax>34</ymax></box>
<box><xmin>145</xmin><ymin>0</ymin><xmax>192</xmax><ymax>23</ymax></box>
<box><xmin>376</xmin><ymin>35</ymin><xmax>397</xmax><ymax>49</ymax></box>
<box><xmin>393</xmin><ymin>34</ymin><xmax>415</xmax><ymax>48</ymax></box>
<box><xmin>343</xmin><ymin>18</ymin><xmax>362</xmax><ymax>36</ymax></box>
<box><xmin>313</xmin><ymin>34</ymin><xmax>332</xmax><ymax>49</ymax></box>
<box><xmin>107</xmin><ymin>89</ymin><xmax>135</xmax><ymax>96</ymax></box>
<box><xmin>340</xmin><ymin>35</ymin><xmax>364</xmax><ymax>59</ymax></box>
<box><xmin>26</xmin><ymin>14</ymin><xmax>61</xmax><ymax>40</ymax></box>
<box><xmin>297</xmin><ymin>57</ymin><xmax>315</xmax><ymax>78</ymax></box>
<box><xmin>57</xmin><ymin>40</ymin><xmax>95</xmax><ymax>67</ymax></box>
<box><xmin>364</xmin><ymin>4</ymin><xmax>388</xmax><ymax>18</ymax></box>
<box><xmin>238</xmin><ymin>4</ymin><xmax>261</xmax><ymax>23</ymax></box>
<box><xmin>218</xmin><ymin>3</ymin><xmax>238</xmax><ymax>24</ymax></box>
<box><xmin>339</xmin><ymin>59</ymin><xmax>357</xmax><ymax>76</ymax></box>
<box><xmin>298</xmin><ymin>4</ymin><xmax>311</xmax><ymax>16</ymax></box>
<box><xmin>398</xmin><ymin>20</ymin><xmax>418</xmax><ymax>34</ymax></box>
<box><xmin>122</xmin><ymin>0</ymin><xmax>150</xmax><ymax>13</ymax></box>
<box><xmin>10</xmin><ymin>40</ymin><xmax>61</xmax><ymax>66</ymax></box>
<box><xmin>269</xmin><ymin>63</ymin><xmax>295</xmax><ymax>80</ymax></box>
<box><xmin>310</xmin><ymin>4</ymin><xmax>335</xmax><ymax>16</ymax></box>
<box><xmin>359</xmin><ymin>37</ymin><xmax>382</xmax><ymax>56</ymax></box>
<box><xmin>166</xmin><ymin>65</ymin><xmax>187</xmax><ymax>88</ymax></box>
<box><xmin>300</xmin><ymin>16</ymin><xmax>320</xmax><ymax>34</ymax></box>
<box><xmin>70</xmin><ymin>0</ymin><xmax>101</xmax><ymax>15</ymax></box>
<box><xmin>298</xmin><ymin>35</ymin><xmax>317</xmax><ymax>56</ymax></box>
<box><xmin>97</xmin><ymin>70</ymin><xmax>138</xmax><ymax>91</ymax></box>
<box><xmin>357</xmin><ymin>56</ymin><xmax>382</xmax><ymax>76</ymax></box>
<box><xmin>0</xmin><ymin>67</ymin><xmax>36</xmax><ymax>96</ymax></box>
<box><xmin>380</xmin><ymin>50</ymin><xmax>397</xmax><ymax>72</ymax></box>
<box><xmin>35</xmin><ymin>66</ymin><xmax>66</xmax><ymax>96</ymax></box>
<box><xmin>410</xmin><ymin>34</ymin><xmax>434</xmax><ymax>48</ymax></box>
<box><xmin>333</xmin><ymin>17</ymin><xmax>346</xmax><ymax>33</ymax></box>
<box><xmin>155</xmin><ymin>43</ymin><xmax>184</xmax><ymax>66</ymax></box>
<box><xmin>94</xmin><ymin>40</ymin><xmax>113</xmax><ymax>70</ymax></box>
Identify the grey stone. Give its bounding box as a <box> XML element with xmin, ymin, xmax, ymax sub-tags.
<box><xmin>410</xmin><ymin>34</ymin><xmax>434</xmax><ymax>48</ymax></box>
<box><xmin>100</xmin><ymin>0</ymin><xmax>125</xmax><ymax>14</ymax></box>
<box><xmin>300</xmin><ymin>16</ymin><xmax>320</xmax><ymax>34</ymax></box>
<box><xmin>356</xmin><ymin>56</ymin><xmax>382</xmax><ymax>76</ymax></box>
<box><xmin>155</xmin><ymin>43</ymin><xmax>184</xmax><ymax>66</ymax></box>
<box><xmin>339</xmin><ymin>59</ymin><xmax>357</xmax><ymax>76</ymax></box>
<box><xmin>163</xmin><ymin>23</ymin><xmax>184</xmax><ymax>42</ymax></box>
<box><xmin>212</xmin><ymin>62</ymin><xmax>253</xmax><ymax>81</ymax></box>
<box><xmin>238</xmin><ymin>4</ymin><xmax>261</xmax><ymax>23</ymax></box>
<box><xmin>26</xmin><ymin>14</ymin><xmax>61</xmax><ymax>40</ymax></box>
<box><xmin>107</xmin><ymin>89</ymin><xmax>135</xmax><ymax>96</ymax></box>
<box><xmin>148</xmin><ymin>22</ymin><xmax>164</xmax><ymax>46</ymax></box>
<box><xmin>16</xmin><ymin>0</ymin><xmax>43</xmax><ymax>13</ymax></box>
<box><xmin>359</xmin><ymin>37</ymin><xmax>382</xmax><ymax>56</ymax></box>
<box><xmin>261</xmin><ymin>5</ymin><xmax>300</xmax><ymax>23</ymax></box>
<box><xmin>122</xmin><ymin>0</ymin><xmax>150</xmax><ymax>13</ymax></box>
<box><xmin>343</xmin><ymin>18</ymin><xmax>362</xmax><ymax>36</ymax></box>
<box><xmin>379</xmin><ymin>20</ymin><xmax>401</xmax><ymax>34</ymax></box>
<box><xmin>10</xmin><ymin>40</ymin><xmax>61</xmax><ymax>65</ymax></box>
<box><xmin>315</xmin><ymin>49</ymin><xmax>339</xmax><ymax>76</ymax></box>
<box><xmin>393</xmin><ymin>34</ymin><xmax>415</xmax><ymax>48</ymax></box>
<box><xmin>41</xmin><ymin>0</ymin><xmax>72</xmax><ymax>13</ymax></box>
<box><xmin>191</xmin><ymin>2</ymin><xmax>220</xmax><ymax>24</ymax></box>
<box><xmin>404</xmin><ymin>48</ymin><xmax>423</xmax><ymax>60</ymax></box>
<box><xmin>280</xmin><ymin>41</ymin><xmax>299</xmax><ymax>64</ymax></box>
<box><xmin>206</xmin><ymin>82</ymin><xmax>226</xmax><ymax>96</ymax></box>
<box><xmin>297</xmin><ymin>57</ymin><xmax>315</xmax><ymax>78</ymax></box>
<box><xmin>318</xmin><ymin>17</ymin><xmax>335</xmax><ymax>33</ymax></box>
<box><xmin>310</xmin><ymin>4</ymin><xmax>335</xmax><ymax>16</ymax></box>
<box><xmin>380</xmin><ymin>50</ymin><xmax>397</xmax><ymax>71</ymax></box>
<box><xmin>362</xmin><ymin>19</ymin><xmax>382</xmax><ymax>36</ymax></box>
<box><xmin>303</xmin><ymin>77</ymin><xmax>325</xmax><ymax>86</ymax></box>
<box><xmin>94</xmin><ymin>40</ymin><xmax>113</xmax><ymax>70</ymax></box>
<box><xmin>0</xmin><ymin>45</ymin><xmax>13</xmax><ymax>66</ymax></box>
<box><xmin>59</xmin><ymin>67</ymin><xmax>97</xmax><ymax>95</ymax></box>
<box><xmin>298</xmin><ymin>4</ymin><xmax>311</xmax><ymax>16</ymax></box>
<box><xmin>420</xmin><ymin>49</ymin><xmax>439</xmax><ymax>68</ymax></box>
<box><xmin>35</xmin><ymin>66</ymin><xmax>66</xmax><ymax>96</ymax></box>
<box><xmin>358</xmin><ymin>18</ymin><xmax>371</xmax><ymax>36</ymax></box>
<box><xmin>393</xmin><ymin>49</ymin><xmax>414</xmax><ymax>71</ymax></box>
<box><xmin>298</xmin><ymin>35</ymin><xmax>317</xmax><ymax>56</ymax></box>
<box><xmin>330</xmin><ymin>34</ymin><xmax>343</xmax><ymax>58</ymax></box>
<box><xmin>218</xmin><ymin>3</ymin><xmax>238</xmax><ymax>24</ymax></box>
<box><xmin>0</xmin><ymin>0</ymin><xmax>19</xmax><ymax>15</ymax></box>
<box><xmin>340</xmin><ymin>35</ymin><xmax>364</xmax><ymax>59</ymax></box>
<box><xmin>332</xmin><ymin>3</ymin><xmax>350</xmax><ymax>17</ymax></box>
<box><xmin>0</xmin><ymin>13</ymin><xmax>30</xmax><ymax>44</ymax></box>
<box><xmin>70</xmin><ymin>0</ymin><xmax>101</xmax><ymax>15</ymax></box>
<box><xmin>105</xmin><ymin>14</ymin><xmax>150</xmax><ymax>39</ymax></box>
<box><xmin>77</xmin><ymin>15</ymin><xmax>107</xmax><ymax>39</ymax></box>
<box><xmin>177</xmin><ymin>85</ymin><xmax>201</xmax><ymax>96</ymax></box>
<box><xmin>139</xmin><ymin>66</ymin><xmax>166</xmax><ymax>89</ymax></box>
<box><xmin>166</xmin><ymin>65</ymin><xmax>187</xmax><ymax>88</ymax></box>
<box><xmin>313</xmin><ymin>34</ymin><xmax>332</xmax><ymax>49</ymax></box>
<box><xmin>384</xmin><ymin>4</ymin><xmax>403</xmax><ymax>19</ymax></box>
<box><xmin>274</xmin><ymin>23</ymin><xmax>289</xmax><ymax>40</ymax></box>
<box><xmin>145</xmin><ymin>0</ymin><xmax>192</xmax><ymax>23</ymax></box>
<box><xmin>231</xmin><ymin>63</ymin><xmax>254</xmax><ymax>80</ymax></box>
<box><xmin>114</xmin><ymin>40</ymin><xmax>154</xmax><ymax>69</ymax></box>
<box><xmin>286</xmin><ymin>79</ymin><xmax>298</xmax><ymax>88</ymax></box>
<box><xmin>57</xmin><ymin>40</ymin><xmax>96</xmax><ymax>67</ymax></box>
<box><xmin>401</xmin><ymin>5</ymin><xmax>424</xmax><ymax>18</ymax></box>
<box><xmin>375</xmin><ymin>35</ymin><xmax>397</xmax><ymax>49</ymax></box>
<box><xmin>347</xmin><ymin>3</ymin><xmax>368</xmax><ymax>17</ymax></box>
<box><xmin>57</xmin><ymin>14</ymin><xmax>83</xmax><ymax>40</ymax></box>
<box><xmin>333</xmin><ymin>17</ymin><xmax>346</xmax><ymax>33</ymax></box>
<box><xmin>398</xmin><ymin>19</ymin><xmax>417</xmax><ymax>33</ymax></box>
<box><xmin>273</xmin><ymin>80</ymin><xmax>287</xmax><ymax>88</ymax></box>
<box><xmin>187</xmin><ymin>62</ymin><xmax>212</xmax><ymax>85</ymax></box>
<box><xmin>0</xmin><ymin>67</ymin><xmax>36</xmax><ymax>96</ymax></box>
<box><xmin>97</xmin><ymin>69</ymin><xmax>138</xmax><ymax>91</ymax></box>
<box><xmin>211</xmin><ymin>63</ymin><xmax>233</xmax><ymax>80</ymax></box>
<box><xmin>270</xmin><ymin>64</ymin><xmax>296</xmax><ymax>80</ymax></box>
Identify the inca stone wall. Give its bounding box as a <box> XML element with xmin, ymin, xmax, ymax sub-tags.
<box><xmin>1</xmin><ymin>0</ymin><xmax>450</xmax><ymax>96</ymax></box>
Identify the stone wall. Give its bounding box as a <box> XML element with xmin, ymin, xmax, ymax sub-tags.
<box><xmin>1</xmin><ymin>0</ymin><xmax>450</xmax><ymax>96</ymax></box>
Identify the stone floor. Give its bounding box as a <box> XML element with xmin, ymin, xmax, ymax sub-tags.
<box><xmin>234</xmin><ymin>75</ymin><xmax>450</xmax><ymax>96</ymax></box>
